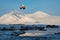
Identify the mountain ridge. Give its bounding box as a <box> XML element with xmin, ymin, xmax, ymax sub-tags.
<box><xmin>0</xmin><ymin>10</ymin><xmax>60</xmax><ymax>25</ymax></box>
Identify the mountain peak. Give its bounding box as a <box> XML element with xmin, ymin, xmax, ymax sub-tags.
<box><xmin>8</xmin><ymin>10</ymin><xmax>21</xmax><ymax>15</ymax></box>
<box><xmin>34</xmin><ymin>11</ymin><xmax>50</xmax><ymax>16</ymax></box>
<box><xmin>29</xmin><ymin>11</ymin><xmax>50</xmax><ymax>19</ymax></box>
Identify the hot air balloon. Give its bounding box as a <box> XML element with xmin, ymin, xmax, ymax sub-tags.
<box><xmin>20</xmin><ymin>4</ymin><xmax>26</xmax><ymax>10</ymax></box>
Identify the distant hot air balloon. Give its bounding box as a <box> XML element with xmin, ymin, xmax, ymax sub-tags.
<box><xmin>20</xmin><ymin>4</ymin><xmax>26</xmax><ymax>10</ymax></box>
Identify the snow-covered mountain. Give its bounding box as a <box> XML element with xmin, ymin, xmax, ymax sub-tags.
<box><xmin>0</xmin><ymin>10</ymin><xmax>22</xmax><ymax>24</ymax></box>
<box><xmin>0</xmin><ymin>10</ymin><xmax>60</xmax><ymax>25</ymax></box>
<box><xmin>27</xmin><ymin>11</ymin><xmax>50</xmax><ymax>19</ymax></box>
<box><xmin>0</xmin><ymin>10</ymin><xmax>36</xmax><ymax>24</ymax></box>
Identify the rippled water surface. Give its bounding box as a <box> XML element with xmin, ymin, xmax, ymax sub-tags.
<box><xmin>0</xmin><ymin>30</ymin><xmax>60</xmax><ymax>40</ymax></box>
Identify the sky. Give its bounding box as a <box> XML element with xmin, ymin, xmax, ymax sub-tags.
<box><xmin>0</xmin><ymin>0</ymin><xmax>60</xmax><ymax>16</ymax></box>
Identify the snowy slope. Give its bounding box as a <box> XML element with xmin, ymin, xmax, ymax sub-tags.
<box><xmin>36</xmin><ymin>16</ymin><xmax>60</xmax><ymax>25</ymax></box>
<box><xmin>0</xmin><ymin>10</ymin><xmax>23</xmax><ymax>24</ymax></box>
<box><xmin>0</xmin><ymin>10</ymin><xmax>60</xmax><ymax>25</ymax></box>
<box><xmin>27</xmin><ymin>11</ymin><xmax>50</xmax><ymax>19</ymax></box>
<box><xmin>0</xmin><ymin>10</ymin><xmax>36</xmax><ymax>24</ymax></box>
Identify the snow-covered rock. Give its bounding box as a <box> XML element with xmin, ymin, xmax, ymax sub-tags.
<box><xmin>0</xmin><ymin>10</ymin><xmax>60</xmax><ymax>25</ymax></box>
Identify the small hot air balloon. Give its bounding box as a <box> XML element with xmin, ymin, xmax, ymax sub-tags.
<box><xmin>20</xmin><ymin>4</ymin><xmax>26</xmax><ymax>10</ymax></box>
